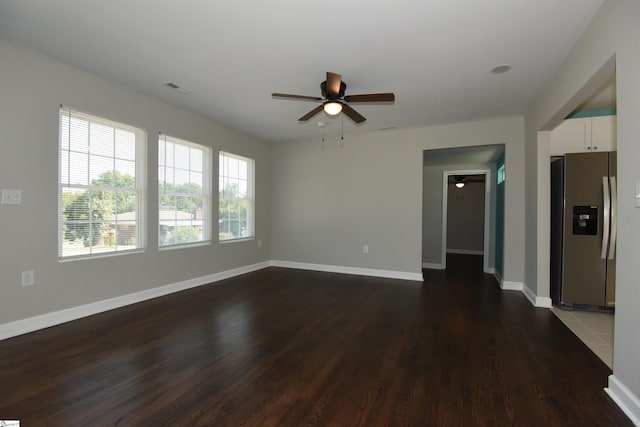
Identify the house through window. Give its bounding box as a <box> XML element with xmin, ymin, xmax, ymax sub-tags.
<box><xmin>58</xmin><ymin>107</ymin><xmax>146</xmax><ymax>259</ymax></box>
<box><xmin>158</xmin><ymin>134</ymin><xmax>211</xmax><ymax>247</ymax></box>
<box><xmin>219</xmin><ymin>151</ymin><xmax>254</xmax><ymax>241</ymax></box>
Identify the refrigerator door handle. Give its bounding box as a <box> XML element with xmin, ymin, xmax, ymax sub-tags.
<box><xmin>601</xmin><ymin>176</ymin><xmax>610</xmax><ymax>260</ymax></box>
<box><xmin>609</xmin><ymin>176</ymin><xmax>617</xmax><ymax>259</ymax></box>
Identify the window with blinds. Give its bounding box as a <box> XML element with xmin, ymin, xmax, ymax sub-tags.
<box><xmin>219</xmin><ymin>151</ymin><xmax>254</xmax><ymax>241</ymax></box>
<box><xmin>59</xmin><ymin>107</ymin><xmax>146</xmax><ymax>259</ymax></box>
<box><xmin>158</xmin><ymin>134</ymin><xmax>211</xmax><ymax>247</ymax></box>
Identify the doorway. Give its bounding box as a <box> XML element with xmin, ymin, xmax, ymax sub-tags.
<box><xmin>441</xmin><ymin>169</ymin><xmax>491</xmax><ymax>273</ymax></box>
<box><xmin>421</xmin><ymin>145</ymin><xmax>504</xmax><ymax>275</ymax></box>
<box><xmin>547</xmin><ymin>75</ymin><xmax>617</xmax><ymax>368</ymax></box>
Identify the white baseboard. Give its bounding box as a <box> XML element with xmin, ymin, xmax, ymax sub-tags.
<box><xmin>501</xmin><ymin>280</ymin><xmax>523</xmax><ymax>291</ymax></box>
<box><xmin>446</xmin><ymin>249</ymin><xmax>483</xmax><ymax>255</ymax></box>
<box><xmin>605</xmin><ymin>375</ymin><xmax>640</xmax><ymax>426</ymax></box>
<box><xmin>493</xmin><ymin>269</ymin><xmax>503</xmax><ymax>285</ymax></box>
<box><xmin>522</xmin><ymin>283</ymin><xmax>553</xmax><ymax>308</ymax></box>
<box><xmin>0</xmin><ymin>261</ymin><xmax>271</xmax><ymax>341</ymax></box>
<box><xmin>422</xmin><ymin>262</ymin><xmax>444</xmax><ymax>270</ymax></box>
<box><xmin>535</xmin><ymin>296</ymin><xmax>553</xmax><ymax>308</ymax></box>
<box><xmin>270</xmin><ymin>260</ymin><xmax>424</xmax><ymax>282</ymax></box>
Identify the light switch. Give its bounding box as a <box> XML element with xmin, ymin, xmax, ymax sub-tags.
<box><xmin>1</xmin><ymin>189</ymin><xmax>21</xmax><ymax>205</ymax></box>
<box><xmin>636</xmin><ymin>183</ymin><xmax>640</xmax><ymax>208</ymax></box>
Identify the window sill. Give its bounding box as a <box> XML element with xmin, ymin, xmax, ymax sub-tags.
<box><xmin>159</xmin><ymin>241</ymin><xmax>212</xmax><ymax>251</ymax></box>
<box><xmin>59</xmin><ymin>248</ymin><xmax>145</xmax><ymax>262</ymax></box>
<box><xmin>219</xmin><ymin>237</ymin><xmax>254</xmax><ymax>244</ymax></box>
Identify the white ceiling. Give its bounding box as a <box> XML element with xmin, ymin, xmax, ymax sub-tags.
<box><xmin>0</xmin><ymin>0</ymin><xmax>605</xmax><ymax>143</ymax></box>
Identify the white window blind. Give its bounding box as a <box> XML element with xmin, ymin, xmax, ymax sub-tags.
<box><xmin>59</xmin><ymin>107</ymin><xmax>146</xmax><ymax>259</ymax></box>
<box><xmin>158</xmin><ymin>134</ymin><xmax>211</xmax><ymax>247</ymax></box>
<box><xmin>219</xmin><ymin>151</ymin><xmax>254</xmax><ymax>241</ymax></box>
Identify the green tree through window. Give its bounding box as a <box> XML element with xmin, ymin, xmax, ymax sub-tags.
<box><xmin>158</xmin><ymin>134</ymin><xmax>210</xmax><ymax>247</ymax></box>
<box><xmin>219</xmin><ymin>151</ymin><xmax>254</xmax><ymax>241</ymax></box>
<box><xmin>59</xmin><ymin>107</ymin><xmax>145</xmax><ymax>258</ymax></box>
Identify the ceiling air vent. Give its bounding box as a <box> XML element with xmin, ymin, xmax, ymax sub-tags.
<box><xmin>164</xmin><ymin>82</ymin><xmax>190</xmax><ymax>94</ymax></box>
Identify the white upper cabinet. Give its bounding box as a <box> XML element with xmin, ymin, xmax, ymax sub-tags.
<box><xmin>590</xmin><ymin>116</ymin><xmax>617</xmax><ymax>152</ymax></box>
<box><xmin>550</xmin><ymin>118</ymin><xmax>589</xmax><ymax>155</ymax></box>
<box><xmin>550</xmin><ymin>116</ymin><xmax>617</xmax><ymax>156</ymax></box>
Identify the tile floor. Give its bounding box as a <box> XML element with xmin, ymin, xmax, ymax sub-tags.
<box><xmin>551</xmin><ymin>307</ymin><xmax>614</xmax><ymax>368</ymax></box>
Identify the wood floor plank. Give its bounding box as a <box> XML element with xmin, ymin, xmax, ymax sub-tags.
<box><xmin>0</xmin><ymin>255</ymin><xmax>632</xmax><ymax>426</ymax></box>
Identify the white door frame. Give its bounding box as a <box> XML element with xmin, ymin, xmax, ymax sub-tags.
<box><xmin>441</xmin><ymin>169</ymin><xmax>492</xmax><ymax>273</ymax></box>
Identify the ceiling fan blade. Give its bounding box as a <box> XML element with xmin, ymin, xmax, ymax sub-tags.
<box><xmin>326</xmin><ymin>72</ymin><xmax>342</xmax><ymax>98</ymax></box>
<box><xmin>341</xmin><ymin>104</ymin><xmax>366</xmax><ymax>124</ymax></box>
<box><xmin>298</xmin><ymin>105</ymin><xmax>324</xmax><ymax>122</ymax></box>
<box><xmin>344</xmin><ymin>93</ymin><xmax>395</xmax><ymax>103</ymax></box>
<box><xmin>272</xmin><ymin>93</ymin><xmax>323</xmax><ymax>101</ymax></box>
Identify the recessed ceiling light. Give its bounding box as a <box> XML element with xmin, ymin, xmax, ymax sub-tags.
<box><xmin>490</xmin><ymin>64</ymin><xmax>512</xmax><ymax>74</ymax></box>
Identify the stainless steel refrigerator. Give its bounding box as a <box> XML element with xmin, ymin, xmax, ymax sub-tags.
<box><xmin>550</xmin><ymin>152</ymin><xmax>617</xmax><ymax>309</ymax></box>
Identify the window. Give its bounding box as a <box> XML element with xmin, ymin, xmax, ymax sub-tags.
<box><xmin>158</xmin><ymin>134</ymin><xmax>210</xmax><ymax>247</ymax></box>
<box><xmin>59</xmin><ymin>107</ymin><xmax>146</xmax><ymax>259</ymax></box>
<box><xmin>497</xmin><ymin>164</ymin><xmax>505</xmax><ymax>184</ymax></box>
<box><xmin>219</xmin><ymin>151</ymin><xmax>254</xmax><ymax>241</ymax></box>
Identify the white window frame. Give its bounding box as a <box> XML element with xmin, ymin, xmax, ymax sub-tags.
<box><xmin>158</xmin><ymin>134</ymin><xmax>211</xmax><ymax>248</ymax></box>
<box><xmin>58</xmin><ymin>107</ymin><xmax>146</xmax><ymax>260</ymax></box>
<box><xmin>218</xmin><ymin>151</ymin><xmax>255</xmax><ymax>242</ymax></box>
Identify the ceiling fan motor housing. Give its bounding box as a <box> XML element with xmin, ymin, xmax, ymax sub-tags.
<box><xmin>321</xmin><ymin>80</ymin><xmax>347</xmax><ymax>100</ymax></box>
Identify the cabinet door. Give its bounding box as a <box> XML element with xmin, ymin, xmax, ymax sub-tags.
<box><xmin>550</xmin><ymin>118</ymin><xmax>589</xmax><ymax>155</ymax></box>
<box><xmin>591</xmin><ymin>115</ymin><xmax>617</xmax><ymax>152</ymax></box>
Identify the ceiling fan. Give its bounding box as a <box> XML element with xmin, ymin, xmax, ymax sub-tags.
<box><xmin>272</xmin><ymin>71</ymin><xmax>395</xmax><ymax>124</ymax></box>
<box><xmin>451</xmin><ymin>175</ymin><xmax>485</xmax><ymax>188</ymax></box>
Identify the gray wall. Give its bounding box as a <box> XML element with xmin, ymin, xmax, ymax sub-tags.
<box><xmin>525</xmin><ymin>0</ymin><xmax>640</xmax><ymax>412</ymax></box>
<box><xmin>272</xmin><ymin>118</ymin><xmax>523</xmax><ymax>280</ymax></box>
<box><xmin>422</xmin><ymin>163</ymin><xmax>496</xmax><ymax>266</ymax></box>
<box><xmin>0</xmin><ymin>40</ymin><xmax>271</xmax><ymax>325</ymax></box>
<box><xmin>447</xmin><ymin>181</ymin><xmax>485</xmax><ymax>253</ymax></box>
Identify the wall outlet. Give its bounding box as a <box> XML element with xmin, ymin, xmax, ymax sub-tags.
<box><xmin>257</xmin><ymin>239</ymin><xmax>262</xmax><ymax>248</ymax></box>
<box><xmin>2</xmin><ymin>189</ymin><xmax>22</xmax><ymax>205</ymax></box>
<box><xmin>363</xmin><ymin>245</ymin><xmax>369</xmax><ymax>254</ymax></box>
<box><xmin>21</xmin><ymin>270</ymin><xmax>34</xmax><ymax>287</ymax></box>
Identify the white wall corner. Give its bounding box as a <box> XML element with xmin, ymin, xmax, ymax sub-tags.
<box><xmin>522</xmin><ymin>283</ymin><xmax>553</xmax><ymax>308</ymax></box>
<box><xmin>605</xmin><ymin>375</ymin><xmax>640</xmax><ymax>426</ymax></box>
<box><xmin>271</xmin><ymin>260</ymin><xmax>424</xmax><ymax>282</ymax></box>
<box><xmin>422</xmin><ymin>262</ymin><xmax>444</xmax><ymax>270</ymax></box>
<box><xmin>0</xmin><ymin>261</ymin><xmax>271</xmax><ymax>341</ymax></box>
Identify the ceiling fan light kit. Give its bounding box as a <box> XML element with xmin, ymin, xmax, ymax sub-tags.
<box><xmin>323</xmin><ymin>102</ymin><xmax>343</xmax><ymax>116</ymax></box>
<box><xmin>272</xmin><ymin>71</ymin><xmax>395</xmax><ymax>124</ymax></box>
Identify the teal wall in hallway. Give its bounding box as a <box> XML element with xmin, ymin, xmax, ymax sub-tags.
<box><xmin>495</xmin><ymin>153</ymin><xmax>505</xmax><ymax>278</ymax></box>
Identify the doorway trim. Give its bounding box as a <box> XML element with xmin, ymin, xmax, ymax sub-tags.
<box><xmin>442</xmin><ymin>169</ymin><xmax>492</xmax><ymax>273</ymax></box>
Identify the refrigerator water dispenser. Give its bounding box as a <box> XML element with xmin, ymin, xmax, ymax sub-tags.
<box><xmin>572</xmin><ymin>205</ymin><xmax>598</xmax><ymax>235</ymax></box>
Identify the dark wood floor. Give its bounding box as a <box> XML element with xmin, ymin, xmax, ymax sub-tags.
<box><xmin>0</xmin><ymin>255</ymin><xmax>631</xmax><ymax>426</ymax></box>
